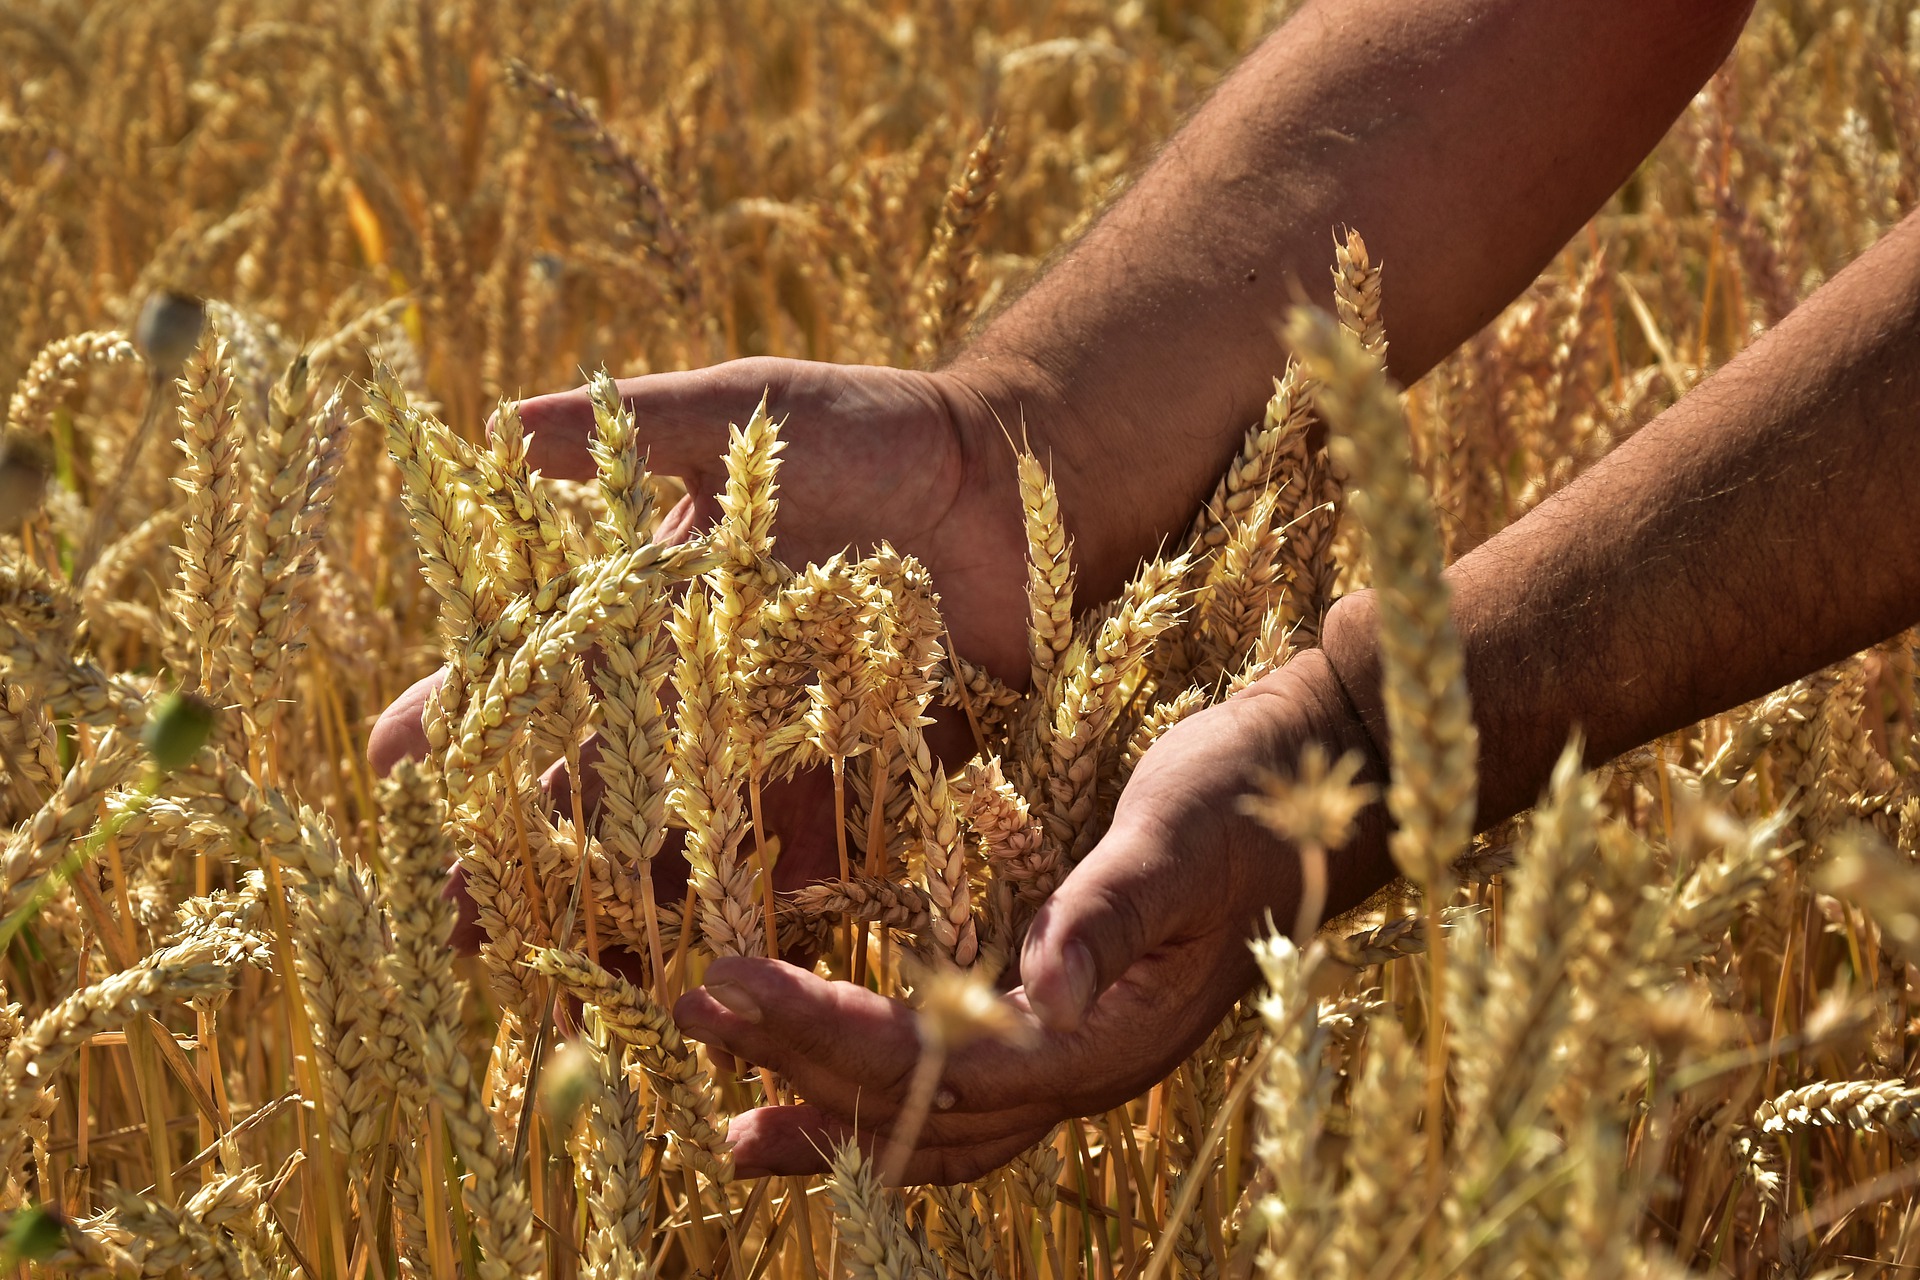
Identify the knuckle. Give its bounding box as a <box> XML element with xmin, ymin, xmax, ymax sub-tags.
<box><xmin>923</xmin><ymin>1147</ymin><xmax>981</xmax><ymax>1187</ymax></box>
<box><xmin>1086</xmin><ymin>880</ymin><xmax>1154</xmax><ymax>979</ymax></box>
<box><xmin>870</xmin><ymin>1048</ymin><xmax>917</xmax><ymax>1103</ymax></box>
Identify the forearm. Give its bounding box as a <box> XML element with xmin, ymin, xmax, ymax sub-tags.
<box><xmin>1326</xmin><ymin>208</ymin><xmax>1920</xmax><ymax>828</ymax></box>
<box><xmin>950</xmin><ymin>0</ymin><xmax>1752</xmax><ymax>599</ymax></box>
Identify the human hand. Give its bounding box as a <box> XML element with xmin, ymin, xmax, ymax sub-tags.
<box><xmin>672</xmin><ymin>648</ymin><xmax>1396</xmax><ymax>1184</ymax></box>
<box><xmin>366</xmin><ymin>356</ymin><xmax>1032</xmax><ymax>941</ymax></box>
<box><xmin>367</xmin><ymin>664</ymin><xmax>973</xmax><ymax>954</ymax></box>
<box><xmin>514</xmin><ymin>355</ymin><xmax>1033</xmax><ymax>680</ymax></box>
<box><xmin>371</xmin><ymin>352</ymin><xmax>1034</xmax><ymax>759</ymax></box>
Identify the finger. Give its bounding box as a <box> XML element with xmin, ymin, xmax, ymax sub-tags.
<box><xmin>516</xmin><ymin>363</ymin><xmax>774</xmax><ymax>483</ymax></box>
<box><xmin>657</xmin><ymin>491</ymin><xmax>720</xmax><ymax>547</ymax></box>
<box><xmin>674</xmin><ymin>957</ymin><xmax>921</xmax><ymax>1114</ymax></box>
<box><xmin>726</xmin><ymin>1104</ymin><xmax>1046</xmax><ymax>1186</ymax></box>
<box><xmin>1019</xmin><ymin>808</ymin><xmax>1212</xmax><ymax>1034</ymax></box>
<box><xmin>723</xmin><ymin>1104</ymin><xmax>853</xmax><ymax>1178</ymax></box>
<box><xmin>368</xmin><ymin>668</ymin><xmax>445</xmax><ymax>776</ymax></box>
<box><xmin>676</xmin><ymin>958</ymin><xmax>1066</xmax><ymax>1134</ymax></box>
<box><xmin>445</xmin><ymin>861</ymin><xmax>485</xmax><ymax>955</ymax></box>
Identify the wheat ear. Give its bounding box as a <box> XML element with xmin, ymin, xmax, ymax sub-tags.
<box><xmin>566</xmin><ymin>1007</ymin><xmax>652</xmax><ymax>1276</ymax></box>
<box><xmin>475</xmin><ymin>398</ymin><xmax>576</xmax><ymax>594</ymax></box>
<box><xmin>587</xmin><ymin>369</ymin><xmax>653</xmax><ymax>549</ymax></box>
<box><xmin>293</xmin><ymin>859</ymin><xmax>407</xmax><ymax>1183</ymax></box>
<box><xmin>915</xmin><ymin>123</ymin><xmax>1005</xmax><ymax>362</ymax></box>
<box><xmin>1026</xmin><ymin>554</ymin><xmax>1190</xmax><ymax>896</ymax></box>
<box><xmin>0</xmin><ymin>935</ymin><xmax>238</xmax><ymax>1176</ymax></box>
<box><xmin>376</xmin><ymin>761</ymin><xmax>541</xmax><ymax>1279</ymax></box>
<box><xmin>524</xmin><ymin>947</ymin><xmax>732</xmax><ymax>1182</ymax></box>
<box><xmin>824</xmin><ymin>1140</ymin><xmax>944</xmax><ymax>1278</ymax></box>
<box><xmin>669</xmin><ymin>589</ymin><xmax>763</xmax><ymax>958</ymax></box>
<box><xmin>1290</xmin><ymin>302</ymin><xmax>1472</xmax><ymax>1190</ymax></box>
<box><xmin>1332</xmin><ymin>227</ymin><xmax>1386</xmax><ymax>359</ymax></box>
<box><xmin>1263</xmin><ymin>368</ymin><xmax>1339</xmax><ymax>648</ymax></box>
<box><xmin>168</xmin><ymin>330</ymin><xmax>245</xmax><ymax>691</ymax></box>
<box><xmin>1288</xmin><ymin>307</ymin><xmax>1475</xmax><ymax>889</ymax></box>
<box><xmin>443</xmin><ymin>542</ymin><xmax>706</xmax><ymax>802</ymax></box>
<box><xmin>1018</xmin><ymin>449</ymin><xmax>1076</xmax><ymax>696</ymax></box>
<box><xmin>4</xmin><ymin>330</ymin><xmax>137</xmax><ymax>437</ymax></box>
<box><xmin>0</xmin><ymin>557</ymin><xmax>149</xmax><ymax>728</ymax></box>
<box><xmin>503</xmin><ymin>58</ymin><xmax>706</xmax><ymax>315</ymax></box>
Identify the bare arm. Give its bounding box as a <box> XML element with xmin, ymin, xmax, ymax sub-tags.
<box><xmin>675</xmin><ymin>227</ymin><xmax>1920</xmax><ymax>1181</ymax></box>
<box><xmin>489</xmin><ymin>0</ymin><xmax>1757</xmax><ymax>695</ymax></box>
<box><xmin>1323</xmin><ymin>208</ymin><xmax>1920</xmax><ymax>855</ymax></box>
<box><xmin>959</xmin><ymin>0</ymin><xmax>1757</xmax><ymax>600</ymax></box>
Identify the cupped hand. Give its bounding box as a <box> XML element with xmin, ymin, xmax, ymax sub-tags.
<box><xmin>368</xmin><ymin>664</ymin><xmax>972</xmax><ymax>954</ymax></box>
<box><xmin>516</xmin><ymin>355</ymin><xmax>1032</xmax><ymax>680</ymax></box>
<box><xmin>673</xmin><ymin>649</ymin><xmax>1398</xmax><ymax>1184</ymax></box>
<box><xmin>366</xmin><ymin>356</ymin><xmax>1034</xmax><ymax>943</ymax></box>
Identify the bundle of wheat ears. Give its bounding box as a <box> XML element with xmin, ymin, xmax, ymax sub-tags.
<box><xmin>3</xmin><ymin>0</ymin><xmax>1920</xmax><ymax>1276</ymax></box>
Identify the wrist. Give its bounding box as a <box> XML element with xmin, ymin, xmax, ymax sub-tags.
<box><xmin>934</xmin><ymin>338</ymin><xmax>1196</xmax><ymax>604</ymax></box>
<box><xmin>1317</xmin><ymin>591</ymin><xmax>1391</xmax><ymax>772</ymax></box>
<box><xmin>1234</xmin><ymin>645</ymin><xmax>1388</xmax><ymax>800</ymax></box>
<box><xmin>1227</xmin><ymin>647</ymin><xmax>1397</xmax><ymax>926</ymax></box>
<box><xmin>1319</xmin><ymin>584</ymin><xmax>1559</xmax><ymax>836</ymax></box>
<box><xmin>929</xmin><ymin>347</ymin><xmax>1072</xmax><ymax>514</ymax></box>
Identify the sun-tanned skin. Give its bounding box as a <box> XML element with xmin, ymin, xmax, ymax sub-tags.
<box><xmin>373</xmin><ymin>0</ymin><xmax>1920</xmax><ymax>1183</ymax></box>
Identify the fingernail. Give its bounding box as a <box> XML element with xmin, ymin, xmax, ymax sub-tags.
<box><xmin>706</xmin><ymin>979</ymin><xmax>763</xmax><ymax>1024</ymax></box>
<box><xmin>1061</xmin><ymin>940</ymin><xmax>1095</xmax><ymax>1023</ymax></box>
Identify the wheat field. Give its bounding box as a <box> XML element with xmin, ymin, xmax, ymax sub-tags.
<box><xmin>2</xmin><ymin>0</ymin><xmax>1919</xmax><ymax>1276</ymax></box>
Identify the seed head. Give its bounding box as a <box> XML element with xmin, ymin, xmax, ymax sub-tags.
<box><xmin>1</xmin><ymin>1204</ymin><xmax>67</xmax><ymax>1265</ymax></box>
<box><xmin>912</xmin><ymin>960</ymin><xmax>1036</xmax><ymax>1053</ymax></box>
<box><xmin>134</xmin><ymin>290</ymin><xmax>208</xmax><ymax>375</ymax></box>
<box><xmin>0</xmin><ymin>431</ymin><xmax>52</xmax><ymax>522</ymax></box>
<box><xmin>539</xmin><ymin>1039</ymin><xmax>597</xmax><ymax>1134</ymax></box>
<box><xmin>143</xmin><ymin>691</ymin><xmax>217</xmax><ymax>774</ymax></box>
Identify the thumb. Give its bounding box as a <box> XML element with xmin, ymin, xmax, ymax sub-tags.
<box><xmin>367</xmin><ymin>668</ymin><xmax>446</xmax><ymax>776</ymax></box>
<box><xmin>1019</xmin><ymin>820</ymin><xmax>1188</xmax><ymax>1034</ymax></box>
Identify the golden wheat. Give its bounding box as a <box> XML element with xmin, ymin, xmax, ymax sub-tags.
<box><xmin>1</xmin><ymin>3</ymin><xmax>1918</xmax><ymax>1277</ymax></box>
